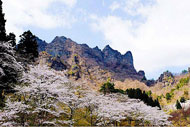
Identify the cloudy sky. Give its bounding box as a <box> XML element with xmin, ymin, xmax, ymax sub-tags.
<box><xmin>2</xmin><ymin>0</ymin><xmax>190</xmax><ymax>79</ymax></box>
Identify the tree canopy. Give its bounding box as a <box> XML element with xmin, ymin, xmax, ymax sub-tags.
<box><xmin>0</xmin><ymin>0</ymin><xmax>6</xmax><ymax>42</ymax></box>
<box><xmin>17</xmin><ymin>30</ymin><xmax>38</xmax><ymax>61</ymax></box>
<box><xmin>176</xmin><ymin>100</ymin><xmax>182</xmax><ymax>109</ymax></box>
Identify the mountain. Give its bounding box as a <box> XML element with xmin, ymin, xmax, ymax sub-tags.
<box><xmin>37</xmin><ymin>36</ymin><xmax>145</xmax><ymax>84</ymax></box>
<box><xmin>36</xmin><ymin>37</ymin><xmax>47</xmax><ymax>52</ymax></box>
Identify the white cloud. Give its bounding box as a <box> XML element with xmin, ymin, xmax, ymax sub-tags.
<box><xmin>109</xmin><ymin>0</ymin><xmax>154</xmax><ymax>16</ymax></box>
<box><xmin>91</xmin><ymin>16</ymin><xmax>135</xmax><ymax>51</ymax></box>
<box><xmin>91</xmin><ymin>0</ymin><xmax>190</xmax><ymax>78</ymax></box>
<box><xmin>2</xmin><ymin>0</ymin><xmax>77</xmax><ymax>39</ymax></box>
<box><xmin>59</xmin><ymin>0</ymin><xmax>77</xmax><ymax>8</ymax></box>
<box><xmin>124</xmin><ymin>0</ymin><xmax>142</xmax><ymax>16</ymax></box>
<box><xmin>109</xmin><ymin>1</ymin><xmax>121</xmax><ymax>11</ymax></box>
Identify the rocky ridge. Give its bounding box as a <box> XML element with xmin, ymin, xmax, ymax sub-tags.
<box><xmin>37</xmin><ymin>36</ymin><xmax>145</xmax><ymax>85</ymax></box>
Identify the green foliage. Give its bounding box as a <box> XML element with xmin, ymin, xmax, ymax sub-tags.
<box><xmin>126</xmin><ymin>88</ymin><xmax>161</xmax><ymax>108</ymax></box>
<box><xmin>146</xmin><ymin>90</ymin><xmax>152</xmax><ymax>97</ymax></box>
<box><xmin>17</xmin><ymin>30</ymin><xmax>39</xmax><ymax>61</ymax></box>
<box><xmin>175</xmin><ymin>100</ymin><xmax>182</xmax><ymax>109</ymax></box>
<box><xmin>107</xmin><ymin>77</ymin><xmax>111</xmax><ymax>82</ymax></box>
<box><xmin>100</xmin><ymin>81</ymin><xmax>115</xmax><ymax>95</ymax></box>
<box><xmin>166</xmin><ymin>93</ymin><xmax>172</xmax><ymax>101</ymax></box>
<box><xmin>179</xmin><ymin>77</ymin><xmax>189</xmax><ymax>84</ymax></box>
<box><xmin>171</xmin><ymin>88</ymin><xmax>175</xmax><ymax>93</ymax></box>
<box><xmin>176</xmin><ymin>77</ymin><xmax>190</xmax><ymax>90</ymax></box>
<box><xmin>180</xmin><ymin>97</ymin><xmax>186</xmax><ymax>103</ymax></box>
<box><xmin>100</xmin><ymin>81</ymin><xmax>126</xmax><ymax>95</ymax></box>
<box><xmin>68</xmin><ymin>70</ymin><xmax>75</xmax><ymax>76</ymax></box>
<box><xmin>157</xmin><ymin>96</ymin><xmax>162</xmax><ymax>100</ymax></box>
<box><xmin>182</xmin><ymin>70</ymin><xmax>188</xmax><ymax>74</ymax></box>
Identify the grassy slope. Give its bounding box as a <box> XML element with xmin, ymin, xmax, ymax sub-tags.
<box><xmin>110</xmin><ymin>74</ymin><xmax>190</xmax><ymax>110</ymax></box>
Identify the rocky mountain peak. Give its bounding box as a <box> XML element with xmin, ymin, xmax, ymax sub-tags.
<box><xmin>123</xmin><ymin>51</ymin><xmax>133</xmax><ymax>66</ymax></box>
<box><xmin>37</xmin><ymin>35</ymin><xmax>146</xmax><ymax>82</ymax></box>
<box><xmin>103</xmin><ymin>45</ymin><xmax>111</xmax><ymax>50</ymax></box>
<box><xmin>103</xmin><ymin>45</ymin><xmax>121</xmax><ymax>57</ymax></box>
<box><xmin>51</xmin><ymin>36</ymin><xmax>67</xmax><ymax>43</ymax></box>
<box><xmin>102</xmin><ymin>45</ymin><xmax>115</xmax><ymax>53</ymax></box>
<box><xmin>93</xmin><ymin>46</ymin><xmax>101</xmax><ymax>51</ymax></box>
<box><xmin>124</xmin><ymin>51</ymin><xmax>132</xmax><ymax>57</ymax></box>
<box><xmin>81</xmin><ymin>43</ymin><xmax>89</xmax><ymax>48</ymax></box>
<box><xmin>157</xmin><ymin>71</ymin><xmax>175</xmax><ymax>86</ymax></box>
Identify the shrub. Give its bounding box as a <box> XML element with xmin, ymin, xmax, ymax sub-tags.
<box><xmin>179</xmin><ymin>77</ymin><xmax>189</xmax><ymax>84</ymax></box>
<box><xmin>146</xmin><ymin>90</ymin><xmax>152</xmax><ymax>97</ymax></box>
<box><xmin>100</xmin><ymin>81</ymin><xmax>115</xmax><ymax>95</ymax></box>
<box><xmin>176</xmin><ymin>100</ymin><xmax>182</xmax><ymax>109</ymax></box>
<box><xmin>180</xmin><ymin>97</ymin><xmax>186</xmax><ymax>103</ymax></box>
<box><xmin>171</xmin><ymin>88</ymin><xmax>175</xmax><ymax>93</ymax></box>
<box><xmin>176</xmin><ymin>77</ymin><xmax>189</xmax><ymax>90</ymax></box>
<box><xmin>182</xmin><ymin>70</ymin><xmax>188</xmax><ymax>74</ymax></box>
<box><xmin>166</xmin><ymin>93</ymin><xmax>172</xmax><ymax>101</ymax></box>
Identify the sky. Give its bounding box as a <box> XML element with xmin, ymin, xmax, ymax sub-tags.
<box><xmin>2</xmin><ymin>0</ymin><xmax>190</xmax><ymax>79</ymax></box>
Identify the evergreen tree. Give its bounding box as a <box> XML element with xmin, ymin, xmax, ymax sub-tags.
<box><xmin>176</xmin><ymin>100</ymin><xmax>182</xmax><ymax>109</ymax></box>
<box><xmin>126</xmin><ymin>88</ymin><xmax>161</xmax><ymax>109</ymax></box>
<box><xmin>100</xmin><ymin>81</ymin><xmax>115</xmax><ymax>95</ymax></box>
<box><xmin>17</xmin><ymin>30</ymin><xmax>38</xmax><ymax>61</ymax></box>
<box><xmin>7</xmin><ymin>32</ymin><xmax>16</xmax><ymax>47</ymax></box>
<box><xmin>180</xmin><ymin>97</ymin><xmax>186</xmax><ymax>103</ymax></box>
<box><xmin>0</xmin><ymin>0</ymin><xmax>6</xmax><ymax>42</ymax></box>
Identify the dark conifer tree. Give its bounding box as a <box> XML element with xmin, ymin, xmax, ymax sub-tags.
<box><xmin>7</xmin><ymin>32</ymin><xmax>16</xmax><ymax>47</ymax></box>
<box><xmin>17</xmin><ymin>30</ymin><xmax>38</xmax><ymax>61</ymax></box>
<box><xmin>0</xmin><ymin>0</ymin><xmax>6</xmax><ymax>42</ymax></box>
<box><xmin>176</xmin><ymin>100</ymin><xmax>182</xmax><ymax>109</ymax></box>
<box><xmin>126</xmin><ymin>88</ymin><xmax>161</xmax><ymax>109</ymax></box>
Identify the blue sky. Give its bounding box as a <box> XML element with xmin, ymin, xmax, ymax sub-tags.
<box><xmin>2</xmin><ymin>0</ymin><xmax>190</xmax><ymax>79</ymax></box>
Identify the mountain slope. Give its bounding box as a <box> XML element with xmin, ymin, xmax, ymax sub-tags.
<box><xmin>37</xmin><ymin>36</ymin><xmax>145</xmax><ymax>85</ymax></box>
<box><xmin>36</xmin><ymin>37</ymin><xmax>47</xmax><ymax>52</ymax></box>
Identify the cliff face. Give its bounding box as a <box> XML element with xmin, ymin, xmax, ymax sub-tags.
<box><xmin>36</xmin><ymin>37</ymin><xmax>47</xmax><ymax>52</ymax></box>
<box><xmin>37</xmin><ymin>36</ymin><xmax>145</xmax><ymax>83</ymax></box>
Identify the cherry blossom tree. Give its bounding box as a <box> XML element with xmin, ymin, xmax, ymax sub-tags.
<box><xmin>0</xmin><ymin>64</ymin><xmax>172</xmax><ymax>126</ymax></box>
<box><xmin>0</xmin><ymin>99</ymin><xmax>31</xmax><ymax>126</ymax></box>
<box><xmin>80</xmin><ymin>92</ymin><xmax>171</xmax><ymax>126</ymax></box>
<box><xmin>0</xmin><ymin>65</ymin><xmax>82</xmax><ymax>126</ymax></box>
